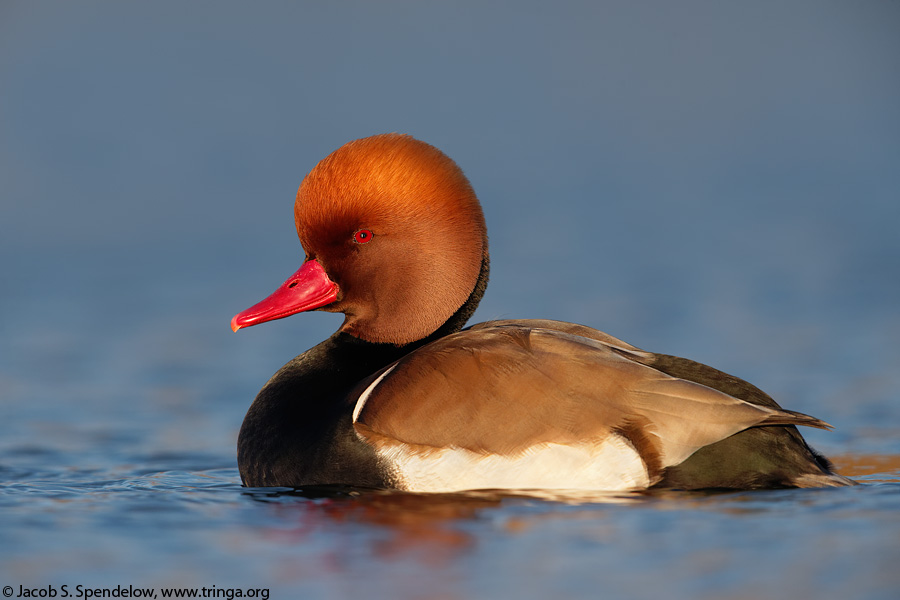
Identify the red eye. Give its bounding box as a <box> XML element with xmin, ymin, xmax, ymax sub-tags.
<box><xmin>354</xmin><ymin>229</ymin><xmax>373</xmax><ymax>244</ymax></box>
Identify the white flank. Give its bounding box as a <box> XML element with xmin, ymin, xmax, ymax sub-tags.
<box><xmin>375</xmin><ymin>436</ymin><xmax>651</xmax><ymax>493</ymax></box>
<box><xmin>352</xmin><ymin>363</ymin><xmax>399</xmax><ymax>422</ymax></box>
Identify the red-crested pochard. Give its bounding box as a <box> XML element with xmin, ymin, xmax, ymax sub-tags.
<box><xmin>231</xmin><ymin>133</ymin><xmax>853</xmax><ymax>492</ymax></box>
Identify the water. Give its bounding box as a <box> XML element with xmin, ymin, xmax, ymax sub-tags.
<box><xmin>2</xmin><ymin>240</ymin><xmax>898</xmax><ymax>599</ymax></box>
<box><xmin>2</xmin><ymin>2</ymin><xmax>899</xmax><ymax>599</ymax></box>
<box><xmin>2</xmin><ymin>454</ymin><xmax>899</xmax><ymax>599</ymax></box>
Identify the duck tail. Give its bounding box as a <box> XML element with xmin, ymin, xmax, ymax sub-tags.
<box><xmin>757</xmin><ymin>408</ymin><xmax>833</xmax><ymax>431</ymax></box>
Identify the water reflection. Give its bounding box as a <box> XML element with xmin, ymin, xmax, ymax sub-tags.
<box><xmin>235</xmin><ymin>466</ymin><xmax>894</xmax><ymax>569</ymax></box>
<box><xmin>239</xmin><ymin>486</ymin><xmax>643</xmax><ymax>565</ymax></box>
<box><xmin>830</xmin><ymin>453</ymin><xmax>900</xmax><ymax>483</ymax></box>
<box><xmin>2</xmin><ymin>455</ymin><xmax>898</xmax><ymax>597</ymax></box>
<box><xmin>245</xmin><ymin>485</ymin><xmax>645</xmax><ymax>510</ymax></box>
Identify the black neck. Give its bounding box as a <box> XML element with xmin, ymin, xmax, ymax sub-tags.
<box><xmin>237</xmin><ymin>249</ymin><xmax>490</xmax><ymax>487</ymax></box>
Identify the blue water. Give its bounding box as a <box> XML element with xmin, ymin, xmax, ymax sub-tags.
<box><xmin>2</xmin><ymin>2</ymin><xmax>899</xmax><ymax>599</ymax></box>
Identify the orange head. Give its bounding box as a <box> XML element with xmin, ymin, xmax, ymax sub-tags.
<box><xmin>232</xmin><ymin>134</ymin><xmax>488</xmax><ymax>345</ymax></box>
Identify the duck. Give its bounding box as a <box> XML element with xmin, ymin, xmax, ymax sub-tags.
<box><xmin>231</xmin><ymin>133</ymin><xmax>854</xmax><ymax>492</ymax></box>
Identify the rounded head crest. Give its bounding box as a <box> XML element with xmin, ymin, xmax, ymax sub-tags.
<box><xmin>293</xmin><ymin>134</ymin><xmax>488</xmax><ymax>344</ymax></box>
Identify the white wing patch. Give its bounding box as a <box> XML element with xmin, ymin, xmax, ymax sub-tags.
<box><xmin>371</xmin><ymin>436</ymin><xmax>651</xmax><ymax>493</ymax></box>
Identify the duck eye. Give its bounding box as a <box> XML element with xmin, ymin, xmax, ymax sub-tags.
<box><xmin>353</xmin><ymin>229</ymin><xmax>374</xmax><ymax>244</ymax></box>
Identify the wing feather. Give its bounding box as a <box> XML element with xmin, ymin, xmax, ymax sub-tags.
<box><xmin>353</xmin><ymin>324</ymin><xmax>827</xmax><ymax>474</ymax></box>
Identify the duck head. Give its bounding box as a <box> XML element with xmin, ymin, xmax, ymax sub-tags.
<box><xmin>231</xmin><ymin>134</ymin><xmax>489</xmax><ymax>345</ymax></box>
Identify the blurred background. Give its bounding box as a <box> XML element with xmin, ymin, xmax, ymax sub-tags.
<box><xmin>3</xmin><ymin>0</ymin><xmax>897</xmax><ymax>450</ymax></box>
<box><xmin>1</xmin><ymin>1</ymin><xmax>898</xmax><ymax>597</ymax></box>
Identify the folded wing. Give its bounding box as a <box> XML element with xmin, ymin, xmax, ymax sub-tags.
<box><xmin>353</xmin><ymin>323</ymin><xmax>829</xmax><ymax>491</ymax></box>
